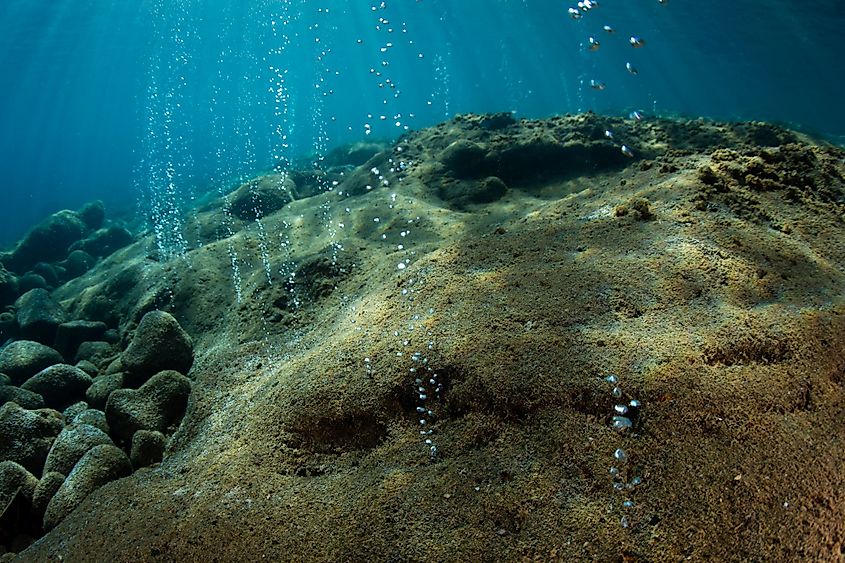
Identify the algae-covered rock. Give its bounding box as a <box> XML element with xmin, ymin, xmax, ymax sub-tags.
<box><xmin>62</xmin><ymin>401</ymin><xmax>89</xmax><ymax>421</ymax></box>
<box><xmin>0</xmin><ymin>267</ymin><xmax>19</xmax><ymax>307</ymax></box>
<box><xmin>229</xmin><ymin>174</ymin><xmax>294</xmax><ymax>220</ymax></box>
<box><xmin>0</xmin><ymin>403</ymin><xmax>63</xmax><ymax>474</ymax></box>
<box><xmin>43</xmin><ymin>424</ymin><xmax>113</xmax><ymax>477</ymax></box>
<box><xmin>70</xmin><ymin>409</ymin><xmax>109</xmax><ymax>434</ymax></box>
<box><xmin>3</xmin><ymin>210</ymin><xmax>87</xmax><ymax>274</ymax></box>
<box><xmin>73</xmin><ymin>341</ymin><xmax>115</xmax><ymax>368</ymax></box>
<box><xmin>0</xmin><ymin>341</ymin><xmax>63</xmax><ymax>385</ymax></box>
<box><xmin>0</xmin><ymin>385</ymin><xmax>44</xmax><ymax>410</ymax></box>
<box><xmin>75</xmin><ymin>360</ymin><xmax>99</xmax><ymax>377</ymax></box>
<box><xmin>42</xmin><ymin>444</ymin><xmax>131</xmax><ymax>531</ymax></box>
<box><xmin>84</xmin><ymin>372</ymin><xmax>123</xmax><ymax>410</ymax></box>
<box><xmin>130</xmin><ymin>430</ymin><xmax>166</xmax><ymax>469</ymax></box>
<box><xmin>14</xmin><ymin>288</ymin><xmax>67</xmax><ymax>344</ymax></box>
<box><xmin>77</xmin><ymin>201</ymin><xmax>105</xmax><ymax>231</ymax></box>
<box><xmin>105</xmin><ymin>370</ymin><xmax>191</xmax><ymax>444</ymax></box>
<box><xmin>61</xmin><ymin>249</ymin><xmax>95</xmax><ymax>279</ymax></box>
<box><xmin>69</xmin><ymin>225</ymin><xmax>133</xmax><ymax>259</ymax></box>
<box><xmin>17</xmin><ymin>273</ymin><xmax>48</xmax><ymax>293</ymax></box>
<box><xmin>21</xmin><ymin>364</ymin><xmax>92</xmax><ymax>410</ymax></box>
<box><xmin>31</xmin><ymin>471</ymin><xmax>65</xmax><ymax>516</ymax></box>
<box><xmin>121</xmin><ymin>311</ymin><xmax>193</xmax><ymax>386</ymax></box>
<box><xmin>0</xmin><ymin>461</ymin><xmax>38</xmax><ymax>515</ymax></box>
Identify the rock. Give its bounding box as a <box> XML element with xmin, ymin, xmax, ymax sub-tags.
<box><xmin>73</xmin><ymin>341</ymin><xmax>115</xmax><ymax>368</ymax></box>
<box><xmin>61</xmin><ymin>250</ymin><xmax>95</xmax><ymax>280</ymax></box>
<box><xmin>84</xmin><ymin>372</ymin><xmax>123</xmax><ymax>410</ymax></box>
<box><xmin>42</xmin><ymin>444</ymin><xmax>131</xmax><ymax>531</ymax></box>
<box><xmin>0</xmin><ymin>386</ymin><xmax>44</xmax><ymax>409</ymax></box>
<box><xmin>31</xmin><ymin>471</ymin><xmax>64</xmax><ymax>516</ymax></box>
<box><xmin>17</xmin><ymin>273</ymin><xmax>48</xmax><ymax>293</ymax></box>
<box><xmin>0</xmin><ymin>313</ymin><xmax>16</xmax><ymax>342</ymax></box>
<box><xmin>68</xmin><ymin>225</ymin><xmax>133</xmax><ymax>259</ymax></box>
<box><xmin>439</xmin><ymin>176</ymin><xmax>509</xmax><ymax>208</ymax></box>
<box><xmin>0</xmin><ymin>268</ymin><xmax>19</xmax><ymax>308</ymax></box>
<box><xmin>21</xmin><ymin>365</ymin><xmax>92</xmax><ymax>410</ymax></box>
<box><xmin>0</xmin><ymin>403</ymin><xmax>64</xmax><ymax>474</ymax></box>
<box><xmin>75</xmin><ymin>360</ymin><xmax>99</xmax><ymax>377</ymax></box>
<box><xmin>228</xmin><ymin>174</ymin><xmax>295</xmax><ymax>220</ymax></box>
<box><xmin>324</xmin><ymin>141</ymin><xmax>387</xmax><ymax>167</ymax></box>
<box><xmin>105</xmin><ymin>370</ymin><xmax>191</xmax><ymax>444</ymax></box>
<box><xmin>121</xmin><ymin>311</ymin><xmax>193</xmax><ymax>386</ymax></box>
<box><xmin>54</xmin><ymin>320</ymin><xmax>108</xmax><ymax>359</ymax></box>
<box><xmin>102</xmin><ymin>329</ymin><xmax>120</xmax><ymax>344</ymax></box>
<box><xmin>104</xmin><ymin>357</ymin><xmax>123</xmax><ymax>375</ymax></box>
<box><xmin>130</xmin><ymin>430</ymin><xmax>166</xmax><ymax>469</ymax></box>
<box><xmin>0</xmin><ymin>461</ymin><xmax>38</xmax><ymax>513</ymax></box>
<box><xmin>30</xmin><ymin>263</ymin><xmax>59</xmax><ymax>288</ymax></box>
<box><xmin>62</xmin><ymin>401</ymin><xmax>89</xmax><ymax>421</ymax></box>
<box><xmin>0</xmin><ymin>374</ymin><xmax>8</xmax><ymax>386</ymax></box>
<box><xmin>77</xmin><ymin>201</ymin><xmax>105</xmax><ymax>231</ymax></box>
<box><xmin>438</xmin><ymin>140</ymin><xmax>489</xmax><ymax>178</ymax></box>
<box><xmin>43</xmin><ymin>424</ymin><xmax>113</xmax><ymax>477</ymax></box>
<box><xmin>70</xmin><ymin>409</ymin><xmax>109</xmax><ymax>434</ymax></box>
<box><xmin>3</xmin><ymin>210</ymin><xmax>87</xmax><ymax>274</ymax></box>
<box><xmin>14</xmin><ymin>289</ymin><xmax>67</xmax><ymax>344</ymax></box>
<box><xmin>0</xmin><ymin>341</ymin><xmax>63</xmax><ymax>385</ymax></box>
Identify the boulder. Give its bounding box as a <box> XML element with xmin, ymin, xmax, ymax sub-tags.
<box><xmin>42</xmin><ymin>444</ymin><xmax>131</xmax><ymax>531</ymax></box>
<box><xmin>62</xmin><ymin>401</ymin><xmax>89</xmax><ymax>421</ymax></box>
<box><xmin>43</xmin><ymin>424</ymin><xmax>113</xmax><ymax>476</ymax></box>
<box><xmin>17</xmin><ymin>273</ymin><xmax>48</xmax><ymax>293</ymax></box>
<box><xmin>70</xmin><ymin>409</ymin><xmax>109</xmax><ymax>434</ymax></box>
<box><xmin>0</xmin><ymin>386</ymin><xmax>44</xmax><ymax>410</ymax></box>
<box><xmin>30</xmin><ymin>263</ymin><xmax>59</xmax><ymax>288</ymax></box>
<box><xmin>31</xmin><ymin>471</ymin><xmax>64</xmax><ymax>516</ymax></box>
<box><xmin>54</xmin><ymin>320</ymin><xmax>108</xmax><ymax>359</ymax></box>
<box><xmin>0</xmin><ymin>313</ymin><xmax>16</xmax><ymax>342</ymax></box>
<box><xmin>14</xmin><ymin>289</ymin><xmax>67</xmax><ymax>344</ymax></box>
<box><xmin>0</xmin><ymin>341</ymin><xmax>63</xmax><ymax>385</ymax></box>
<box><xmin>3</xmin><ymin>210</ymin><xmax>87</xmax><ymax>274</ymax></box>
<box><xmin>228</xmin><ymin>174</ymin><xmax>294</xmax><ymax>220</ymax></box>
<box><xmin>77</xmin><ymin>201</ymin><xmax>105</xmax><ymax>231</ymax></box>
<box><xmin>0</xmin><ymin>268</ymin><xmax>19</xmax><ymax>308</ymax></box>
<box><xmin>21</xmin><ymin>365</ymin><xmax>92</xmax><ymax>410</ymax></box>
<box><xmin>105</xmin><ymin>370</ymin><xmax>191</xmax><ymax>444</ymax></box>
<box><xmin>0</xmin><ymin>461</ymin><xmax>37</xmax><ymax>519</ymax></box>
<box><xmin>61</xmin><ymin>250</ymin><xmax>95</xmax><ymax>279</ymax></box>
<box><xmin>121</xmin><ymin>311</ymin><xmax>193</xmax><ymax>386</ymax></box>
<box><xmin>75</xmin><ymin>360</ymin><xmax>99</xmax><ymax>377</ymax></box>
<box><xmin>130</xmin><ymin>430</ymin><xmax>166</xmax><ymax>469</ymax></box>
<box><xmin>68</xmin><ymin>225</ymin><xmax>133</xmax><ymax>259</ymax></box>
<box><xmin>0</xmin><ymin>374</ymin><xmax>8</xmax><ymax>386</ymax></box>
<box><xmin>84</xmin><ymin>372</ymin><xmax>123</xmax><ymax>410</ymax></box>
<box><xmin>0</xmin><ymin>403</ymin><xmax>64</xmax><ymax>474</ymax></box>
<box><xmin>73</xmin><ymin>341</ymin><xmax>115</xmax><ymax>368</ymax></box>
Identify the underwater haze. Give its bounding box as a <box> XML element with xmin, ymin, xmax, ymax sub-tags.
<box><xmin>0</xmin><ymin>0</ymin><xmax>844</xmax><ymax>244</ymax></box>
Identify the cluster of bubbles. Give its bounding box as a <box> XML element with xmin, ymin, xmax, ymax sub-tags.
<box><xmin>604</xmin><ymin>374</ymin><xmax>644</xmax><ymax>529</ymax></box>
<box><xmin>568</xmin><ymin>0</ymin><xmax>669</xmax><ymax>159</ymax></box>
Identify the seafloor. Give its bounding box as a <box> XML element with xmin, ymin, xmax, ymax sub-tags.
<box><xmin>1</xmin><ymin>113</ymin><xmax>843</xmax><ymax>561</ymax></box>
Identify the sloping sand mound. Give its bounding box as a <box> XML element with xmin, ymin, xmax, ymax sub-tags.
<box><xmin>16</xmin><ymin>113</ymin><xmax>845</xmax><ymax>561</ymax></box>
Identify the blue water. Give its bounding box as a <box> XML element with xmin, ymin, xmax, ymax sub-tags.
<box><xmin>1</xmin><ymin>0</ymin><xmax>843</xmax><ymax>246</ymax></box>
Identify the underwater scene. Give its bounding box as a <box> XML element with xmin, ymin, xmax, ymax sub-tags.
<box><xmin>0</xmin><ymin>0</ymin><xmax>843</xmax><ymax>561</ymax></box>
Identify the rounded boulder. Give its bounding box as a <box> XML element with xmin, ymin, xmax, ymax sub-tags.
<box><xmin>105</xmin><ymin>370</ymin><xmax>191</xmax><ymax>444</ymax></box>
<box><xmin>0</xmin><ymin>341</ymin><xmax>63</xmax><ymax>385</ymax></box>
<box><xmin>21</xmin><ymin>364</ymin><xmax>92</xmax><ymax>410</ymax></box>
<box><xmin>42</xmin><ymin>444</ymin><xmax>131</xmax><ymax>531</ymax></box>
<box><xmin>121</xmin><ymin>311</ymin><xmax>193</xmax><ymax>386</ymax></box>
